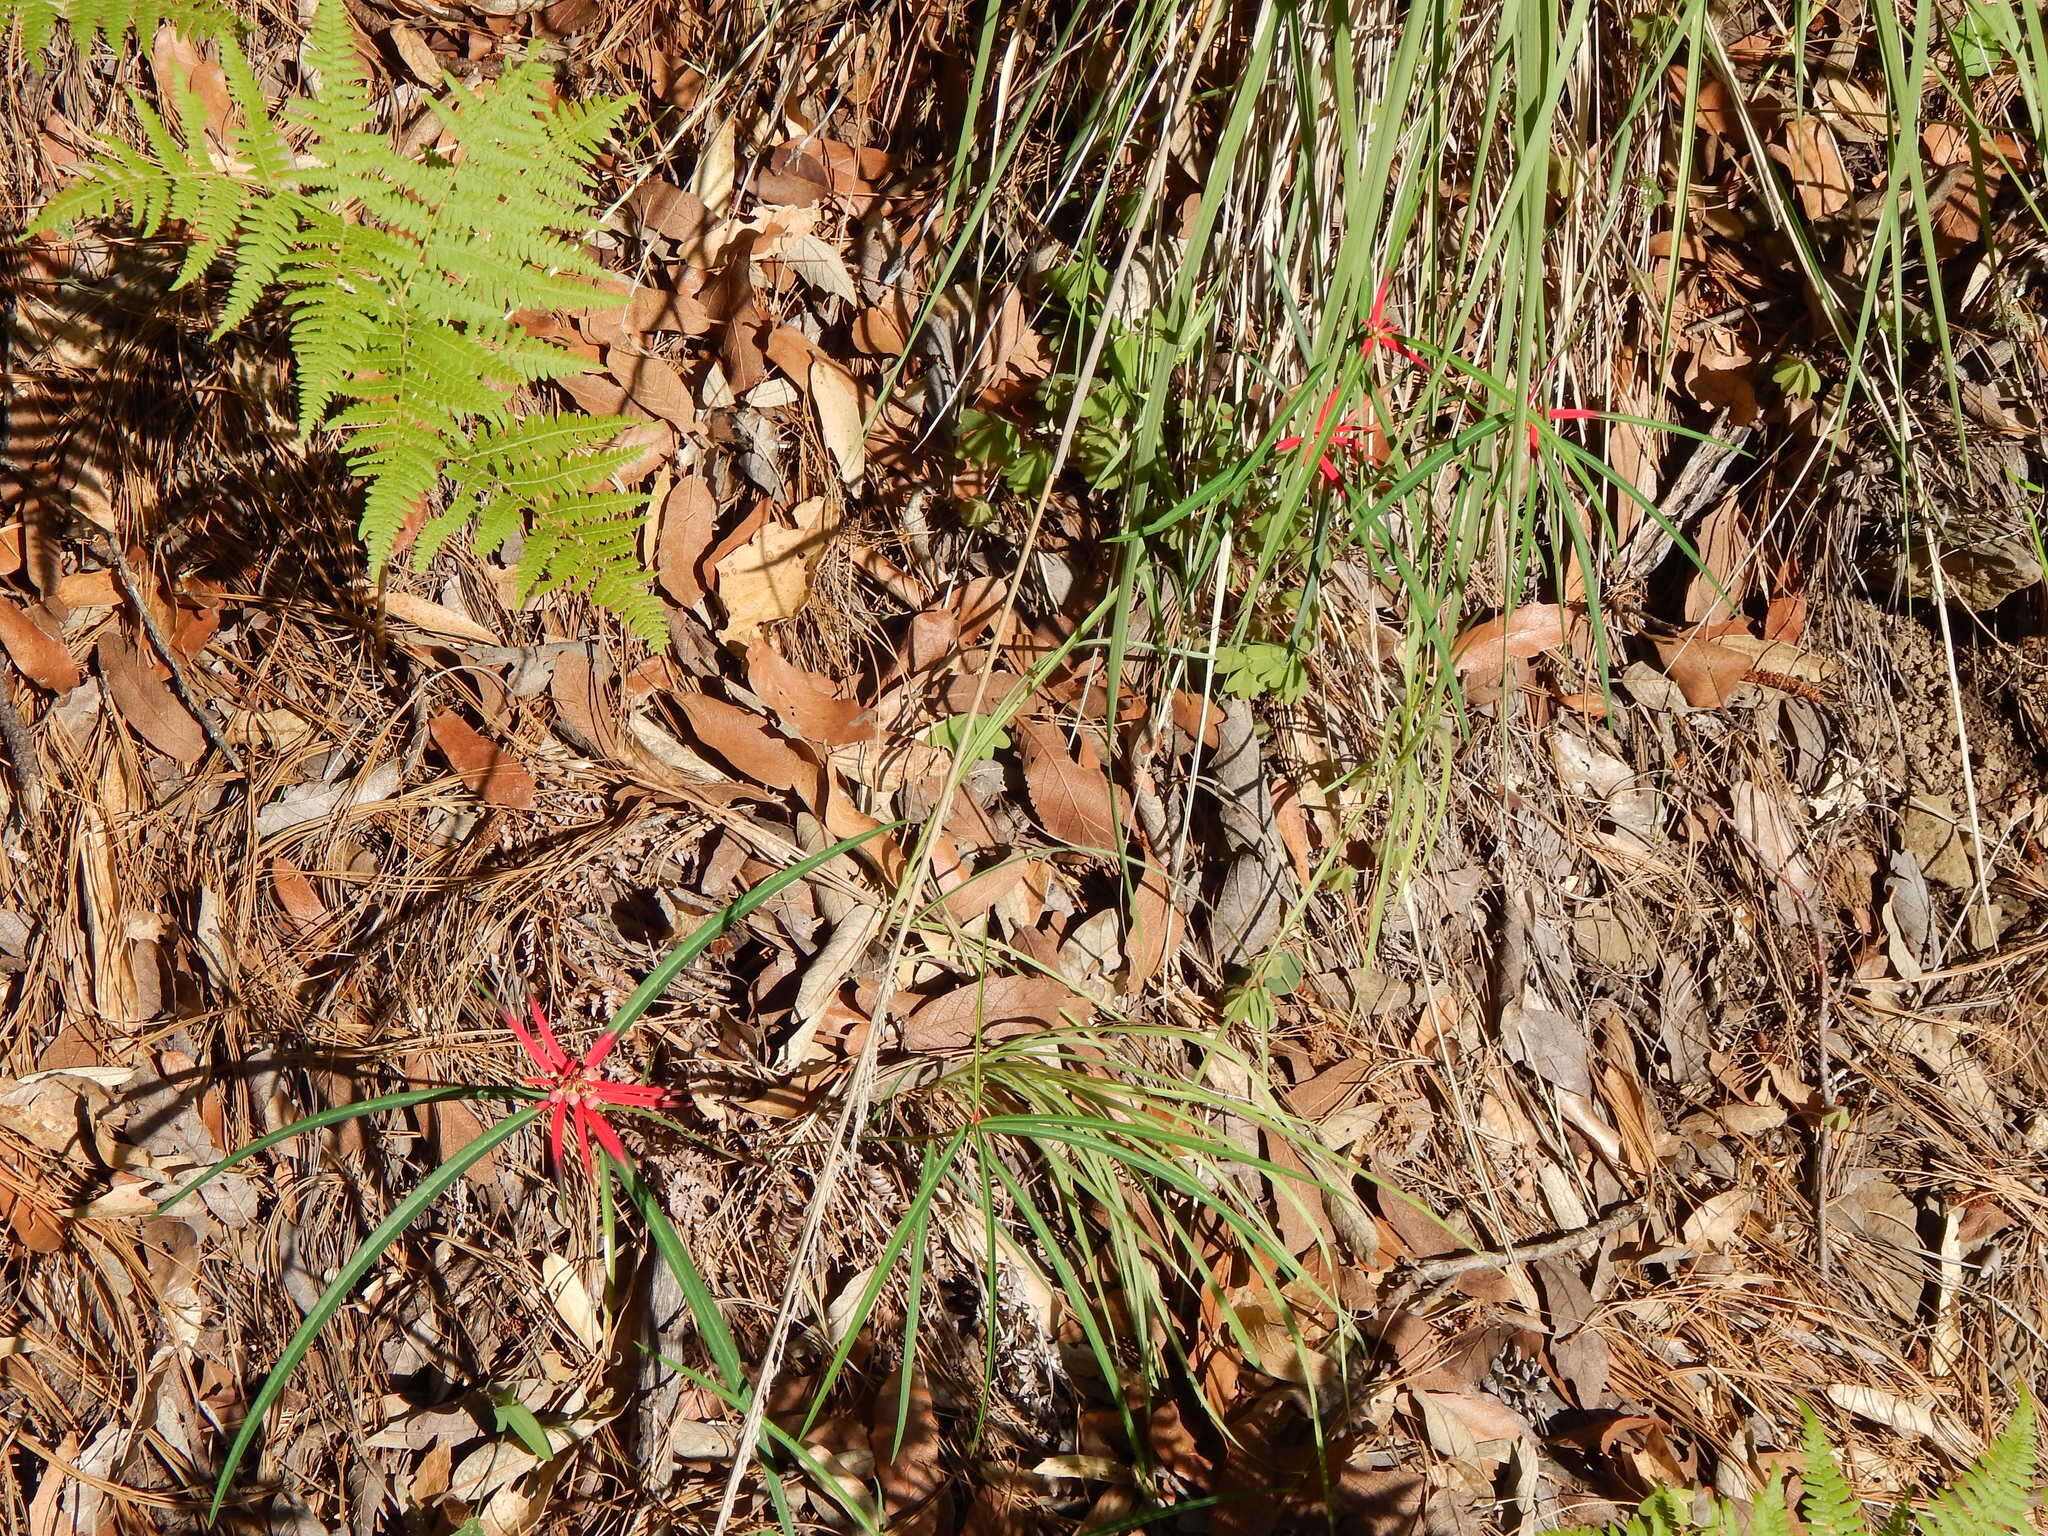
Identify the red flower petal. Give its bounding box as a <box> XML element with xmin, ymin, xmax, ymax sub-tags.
<box><xmin>570</xmin><ymin>1106</ymin><xmax>597</xmax><ymax>1177</ymax></box>
<box><xmin>583</xmin><ymin>1107</ymin><xmax>630</xmax><ymax>1170</ymax></box>
<box><xmin>548</xmin><ymin>1097</ymin><xmax>569</xmax><ymax>1171</ymax></box>
<box><xmin>581</xmin><ymin>1030</ymin><xmax>622</xmax><ymax>1071</ymax></box>
<box><xmin>504</xmin><ymin>1002</ymin><xmax>567</xmax><ymax>1074</ymax></box>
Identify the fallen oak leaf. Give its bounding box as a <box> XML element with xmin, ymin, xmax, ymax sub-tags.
<box><xmin>97</xmin><ymin>631</ymin><xmax>205</xmax><ymax>765</ymax></box>
<box><xmin>715</xmin><ymin>497</ymin><xmax>835</xmax><ymax>648</ymax></box>
<box><xmin>1016</xmin><ymin>718</ymin><xmax>1127</xmax><ymax>854</ymax></box>
<box><xmin>674</xmin><ymin>691</ymin><xmax>810</xmax><ymax>792</ymax></box>
<box><xmin>427</xmin><ymin>710</ymin><xmax>536</xmax><ymax>808</ymax></box>
<box><xmin>1449</xmin><ymin>602</ymin><xmax>1569</xmax><ymax>680</ymax></box>
<box><xmin>0</xmin><ymin>596</ymin><xmax>80</xmax><ymax>692</ymax></box>
<box><xmin>746</xmin><ymin>640</ymin><xmax>877</xmax><ymax>746</ymax></box>
<box><xmin>902</xmin><ymin>974</ymin><xmax>1094</xmax><ymax>1053</ymax></box>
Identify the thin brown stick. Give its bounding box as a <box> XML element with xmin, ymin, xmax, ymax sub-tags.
<box><xmin>99</xmin><ymin>538</ymin><xmax>244</xmax><ymax>773</ymax></box>
<box><xmin>1400</xmin><ymin>1197</ymin><xmax>1648</xmax><ymax>1294</ymax></box>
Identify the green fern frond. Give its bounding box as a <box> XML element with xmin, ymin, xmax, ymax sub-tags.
<box><xmin>1803</xmin><ymin>1410</ymin><xmax>1874</xmax><ymax>1536</ymax></box>
<box><xmin>1753</xmin><ymin>1471</ymin><xmax>1794</xmax><ymax>1536</ymax></box>
<box><xmin>35</xmin><ymin>0</ymin><xmax>661</xmax><ymax>632</ymax></box>
<box><xmin>5</xmin><ymin>0</ymin><xmax>236</xmax><ymax>57</ymax></box>
<box><xmin>1919</xmin><ymin>1398</ymin><xmax>2038</xmax><ymax>1536</ymax></box>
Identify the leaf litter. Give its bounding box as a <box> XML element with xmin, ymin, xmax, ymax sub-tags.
<box><xmin>3</xmin><ymin>2</ymin><xmax>2048</xmax><ymax>1534</ymax></box>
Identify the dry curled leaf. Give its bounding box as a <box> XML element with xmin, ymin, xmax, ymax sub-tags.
<box><xmin>674</xmin><ymin>692</ymin><xmax>809</xmax><ymax>792</ymax></box>
<box><xmin>97</xmin><ymin>631</ymin><xmax>205</xmax><ymax>765</ymax></box>
<box><xmin>0</xmin><ymin>596</ymin><xmax>79</xmax><ymax>692</ymax></box>
<box><xmin>716</xmin><ymin>498</ymin><xmax>834</xmax><ymax>648</ymax></box>
<box><xmin>1449</xmin><ymin>603</ymin><xmax>1568</xmax><ymax>679</ymax></box>
<box><xmin>747</xmin><ymin>641</ymin><xmax>876</xmax><ymax>746</ymax></box>
<box><xmin>655</xmin><ymin>475</ymin><xmax>717</xmax><ymax>608</ymax></box>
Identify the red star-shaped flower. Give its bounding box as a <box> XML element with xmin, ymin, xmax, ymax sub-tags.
<box><xmin>503</xmin><ymin>998</ymin><xmax>669</xmax><ymax>1176</ymax></box>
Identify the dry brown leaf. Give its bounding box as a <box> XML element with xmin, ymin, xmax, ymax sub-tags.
<box><xmin>853</xmin><ymin>301</ymin><xmax>908</xmax><ymax>357</ymax></box>
<box><xmin>674</xmin><ymin>692</ymin><xmax>809</xmax><ymax>791</ymax></box>
<box><xmin>1683</xmin><ymin>495</ymin><xmax>1751</xmax><ymax>623</ymax></box>
<box><xmin>382</xmin><ymin>590</ymin><xmax>501</xmax><ymax>645</ymax></box>
<box><xmin>1711</xmin><ymin>632</ymin><xmax>1841</xmax><ymax>684</ymax></box>
<box><xmin>607</xmin><ymin>349</ymin><xmax>697</xmax><ymax>431</ymax></box>
<box><xmin>940</xmin><ymin>860</ymin><xmax>1029</xmax><ymax>926</ymax></box>
<box><xmin>628</xmin><ymin>180</ymin><xmax>706</xmax><ymax>244</ymax></box>
<box><xmin>902</xmin><ymin>974</ymin><xmax>1094</xmax><ymax>1053</ymax></box>
<box><xmin>693</xmin><ymin>118</ymin><xmax>738</xmax><ymax>217</ymax></box>
<box><xmin>1777</xmin><ymin>117</ymin><xmax>1852</xmax><ymax>218</ymax></box>
<box><xmin>715</xmin><ymin>498</ymin><xmax>834</xmax><ymax>648</ymax></box>
<box><xmin>0</xmin><ymin>597</ymin><xmax>79</xmax><ymax>692</ymax></box>
<box><xmin>150</xmin><ymin>26</ymin><xmax>234</xmax><ymax>141</ymax></box>
<box><xmin>58</xmin><ymin>569</ymin><xmax>118</xmax><ymax>607</ymax></box>
<box><xmin>1016</xmin><ymin>718</ymin><xmax>1125</xmax><ymax>853</ymax></box>
<box><xmin>655</xmin><ymin>475</ymin><xmax>717</xmax><ymax>608</ymax></box>
<box><xmin>1125</xmin><ymin>850</ymin><xmax>1181</xmax><ymax>990</ymax></box>
<box><xmin>427</xmin><ymin>711</ymin><xmax>536</xmax><ymax>809</ymax></box>
<box><xmin>97</xmin><ymin>632</ymin><xmax>205</xmax><ymax>765</ymax></box>
<box><xmin>1653</xmin><ymin>634</ymin><xmax>1751</xmax><ymax>707</ymax></box>
<box><xmin>550</xmin><ymin>651</ymin><xmax>619</xmax><ymax>760</ymax></box>
<box><xmin>870</xmin><ymin>1372</ymin><xmax>952</xmax><ymax>1536</ymax></box>
<box><xmin>269</xmin><ymin>856</ymin><xmax>325</xmax><ymax>931</ymax></box>
<box><xmin>1449</xmin><ymin>603</ymin><xmax>1568</xmax><ymax>679</ymax></box>
<box><xmin>746</xmin><ymin>641</ymin><xmax>875</xmax><ymax>746</ymax></box>
<box><xmin>809</xmin><ymin>354</ymin><xmax>867</xmax><ymax>484</ymax></box>
<box><xmin>557</xmin><ymin>371</ymin><xmax>633</xmax><ymax>417</ymax></box>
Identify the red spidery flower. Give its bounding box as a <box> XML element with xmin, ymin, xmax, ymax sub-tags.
<box><xmin>1276</xmin><ymin>280</ymin><xmax>1418</xmax><ymax>487</ymax></box>
<box><xmin>1526</xmin><ymin>404</ymin><xmax>1601</xmax><ymax>454</ymax></box>
<box><xmin>503</xmin><ymin>999</ymin><xmax>669</xmax><ymax>1176</ymax></box>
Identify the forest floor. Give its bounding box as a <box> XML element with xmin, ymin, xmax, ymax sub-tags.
<box><xmin>5</xmin><ymin>0</ymin><xmax>2048</xmax><ymax>1533</ymax></box>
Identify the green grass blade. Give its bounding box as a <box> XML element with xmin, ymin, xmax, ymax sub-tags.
<box><xmin>157</xmin><ymin>1085</ymin><xmax>529</xmax><ymax>1218</ymax></box>
<box><xmin>210</xmin><ymin>1105</ymin><xmax>538</xmax><ymax>1518</ymax></box>
<box><xmin>604</xmin><ymin>822</ymin><xmax>903</xmax><ymax>1036</ymax></box>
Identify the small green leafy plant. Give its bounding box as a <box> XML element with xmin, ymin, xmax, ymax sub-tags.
<box><xmin>955</xmin><ymin>259</ymin><xmax>1237</xmax><ymax>509</ymax></box>
<box><xmin>14</xmin><ymin>0</ymin><xmax>665</xmax><ymax>636</ymax></box>
<box><xmin>1560</xmin><ymin>1399</ymin><xmax>2039</xmax><ymax>1536</ymax></box>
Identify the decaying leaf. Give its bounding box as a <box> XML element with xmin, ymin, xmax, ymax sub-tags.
<box><xmin>1016</xmin><ymin>718</ymin><xmax>1125</xmax><ymax>853</ymax></box>
<box><xmin>715</xmin><ymin>497</ymin><xmax>834</xmax><ymax>647</ymax></box>
<box><xmin>97</xmin><ymin>631</ymin><xmax>206</xmax><ymax>766</ymax></box>
<box><xmin>1450</xmin><ymin>603</ymin><xmax>1568</xmax><ymax>679</ymax></box>
<box><xmin>747</xmin><ymin>641</ymin><xmax>875</xmax><ymax>746</ymax></box>
<box><xmin>0</xmin><ymin>596</ymin><xmax>80</xmax><ymax>692</ymax></box>
<box><xmin>674</xmin><ymin>692</ymin><xmax>810</xmax><ymax>791</ymax></box>
<box><xmin>655</xmin><ymin>474</ymin><xmax>718</xmax><ymax>608</ymax></box>
<box><xmin>901</xmin><ymin>974</ymin><xmax>1093</xmax><ymax>1053</ymax></box>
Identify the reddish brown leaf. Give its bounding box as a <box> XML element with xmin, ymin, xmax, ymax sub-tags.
<box><xmin>628</xmin><ymin>179</ymin><xmax>706</xmax><ymax>243</ymax></box>
<box><xmin>1016</xmin><ymin>718</ymin><xmax>1126</xmax><ymax>853</ymax></box>
<box><xmin>0</xmin><ymin>596</ymin><xmax>80</xmax><ymax>692</ymax></box>
<box><xmin>1654</xmin><ymin>634</ymin><xmax>1753</xmax><ymax>708</ymax></box>
<box><xmin>551</xmin><ymin>651</ymin><xmax>620</xmax><ymax>760</ymax></box>
<box><xmin>1449</xmin><ymin>602</ymin><xmax>1569</xmax><ymax>680</ymax></box>
<box><xmin>427</xmin><ymin>710</ymin><xmax>536</xmax><ymax>808</ymax></box>
<box><xmin>269</xmin><ymin>856</ymin><xmax>325</xmax><ymax>931</ymax></box>
<box><xmin>97</xmin><ymin>631</ymin><xmax>205</xmax><ymax>765</ymax></box>
<box><xmin>557</xmin><ymin>372</ymin><xmax>631</xmax><ymax>416</ymax></box>
<box><xmin>1125</xmin><ymin>848</ymin><xmax>1182</xmax><ymax>991</ymax></box>
<box><xmin>607</xmin><ymin>349</ymin><xmax>697</xmax><ymax>431</ymax></box>
<box><xmin>746</xmin><ymin>641</ymin><xmax>875</xmax><ymax>746</ymax></box>
<box><xmin>674</xmin><ymin>692</ymin><xmax>808</xmax><ymax>791</ymax></box>
<box><xmin>656</xmin><ymin>475</ymin><xmax>718</xmax><ymax>608</ymax></box>
<box><xmin>901</xmin><ymin>974</ymin><xmax>1094</xmax><ymax>1053</ymax></box>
